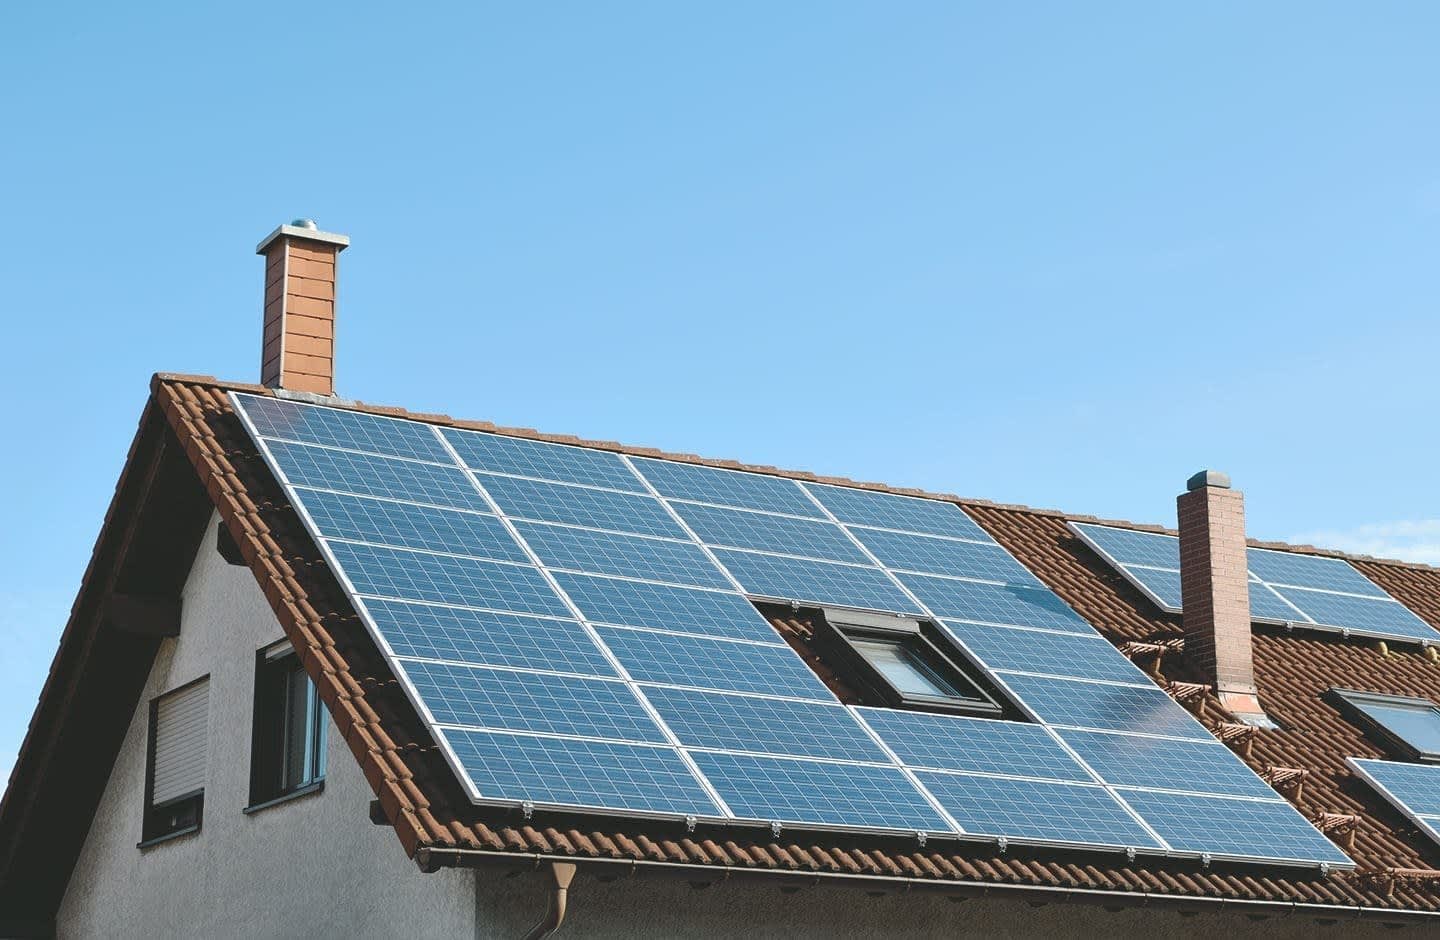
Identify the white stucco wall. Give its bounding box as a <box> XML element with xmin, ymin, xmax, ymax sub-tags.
<box><xmin>56</xmin><ymin>511</ymin><xmax>473</xmax><ymax>938</ymax></box>
<box><xmin>53</xmin><ymin>512</ymin><xmax>1417</xmax><ymax>939</ymax></box>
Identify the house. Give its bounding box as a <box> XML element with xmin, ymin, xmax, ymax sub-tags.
<box><xmin>3</xmin><ymin>221</ymin><xmax>1440</xmax><ymax>938</ymax></box>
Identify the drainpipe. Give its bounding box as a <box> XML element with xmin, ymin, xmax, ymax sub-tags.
<box><xmin>521</xmin><ymin>860</ymin><xmax>577</xmax><ymax>940</ymax></box>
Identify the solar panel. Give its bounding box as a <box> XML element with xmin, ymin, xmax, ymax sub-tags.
<box><xmin>670</xmin><ymin>502</ymin><xmax>871</xmax><ymax>564</ymax></box>
<box><xmin>1349</xmin><ymin>758</ymin><xmax>1440</xmax><ymax>817</ymax></box>
<box><xmin>804</xmin><ymin>483</ymin><xmax>994</xmax><ymax>541</ymax></box>
<box><xmin>515</xmin><ymin>521</ymin><xmax>733</xmax><ymax>589</ymax></box>
<box><xmin>441</xmin><ymin>427</ymin><xmax>647</xmax><ymax>493</ymax></box>
<box><xmin>397</xmin><ymin>660</ymin><xmax>666</xmax><ymax>742</ymax></box>
<box><xmin>442</xmin><ymin>728</ymin><xmax>720</xmax><ymax>816</ymax></box>
<box><xmin>327</xmin><ymin>541</ymin><xmax>572</xmax><ymax>618</ymax></box>
<box><xmin>1070</xmin><ymin>521</ymin><xmax>1440</xmax><ymax>644</ymax></box>
<box><xmin>857</xmin><ymin>709</ymin><xmax>1091</xmax><ymax>782</ymax></box>
<box><xmin>942</xmin><ymin>621</ymin><xmax>1151</xmax><ymax>684</ymax></box>
<box><xmin>267</xmin><ymin>440</ymin><xmax>490</xmax><ymax>512</ymax></box>
<box><xmin>644</xmin><ymin>688</ymin><xmax>888</xmax><ymax>762</ymax></box>
<box><xmin>1117</xmin><ymin>790</ymin><xmax>1353</xmax><ymax>865</ymax></box>
<box><xmin>1070</xmin><ymin>522</ymin><xmax>1179</xmax><ymax>569</ymax></box>
<box><xmin>594</xmin><ymin>626</ymin><xmax>834</xmax><ymax>700</ymax></box>
<box><xmin>1246</xmin><ymin>548</ymin><xmax>1387</xmax><ymax>597</ymax></box>
<box><xmin>1272</xmin><ymin>588</ymin><xmax>1438</xmax><ymax>640</ymax></box>
<box><xmin>712</xmin><ymin>549</ymin><xmax>920</xmax><ymax>613</ymax></box>
<box><xmin>1057</xmin><ymin>729</ymin><xmax>1279</xmax><ymax>799</ymax></box>
<box><xmin>360</xmin><ymin>598</ymin><xmax>616</xmax><ymax>677</ymax></box>
<box><xmin>917</xmin><ymin>772</ymin><xmax>1161</xmax><ymax>847</ymax></box>
<box><xmin>999</xmin><ymin>674</ymin><xmax>1210</xmax><ymax>740</ymax></box>
<box><xmin>852</xmin><ymin>528</ymin><xmax>1042</xmax><ymax>585</ymax></box>
<box><xmin>552</xmin><ymin>572</ymin><xmax>780</xmax><ymax>643</ymax></box>
<box><xmin>476</xmin><ymin>472</ymin><xmax>687</xmax><ymax>539</ymax></box>
<box><xmin>234</xmin><ymin>395</ymin><xmax>1352</xmax><ymax>868</ymax></box>
<box><xmin>297</xmin><ymin>488</ymin><xmax>527</xmax><ymax>562</ymax></box>
<box><xmin>899</xmin><ymin>574</ymin><xmax>1095</xmax><ymax>634</ymax></box>
<box><xmin>631</xmin><ymin>457</ymin><xmax>821</xmax><ymax>517</ymax></box>
<box><xmin>688</xmin><ymin>751</ymin><xmax>950</xmax><ymax>831</ymax></box>
<box><xmin>237</xmin><ymin>393</ymin><xmax>453</xmax><ymax>463</ymax></box>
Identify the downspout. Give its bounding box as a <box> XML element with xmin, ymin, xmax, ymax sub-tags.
<box><xmin>521</xmin><ymin>860</ymin><xmax>577</xmax><ymax>940</ymax></box>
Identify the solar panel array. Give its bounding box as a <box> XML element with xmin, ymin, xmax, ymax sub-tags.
<box><xmin>1348</xmin><ymin>758</ymin><xmax>1440</xmax><ymax>847</ymax></box>
<box><xmin>232</xmin><ymin>393</ymin><xmax>1353</xmax><ymax>869</ymax></box>
<box><xmin>1070</xmin><ymin>522</ymin><xmax>1439</xmax><ymax>644</ymax></box>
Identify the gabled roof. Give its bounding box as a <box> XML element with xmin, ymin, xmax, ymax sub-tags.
<box><xmin>5</xmin><ymin>373</ymin><xmax>1440</xmax><ymax>929</ymax></box>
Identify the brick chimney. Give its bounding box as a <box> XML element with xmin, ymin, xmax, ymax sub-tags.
<box><xmin>256</xmin><ymin>219</ymin><xmax>349</xmax><ymax>396</ymax></box>
<box><xmin>1176</xmin><ymin>470</ymin><xmax>1274</xmax><ymax>727</ymax></box>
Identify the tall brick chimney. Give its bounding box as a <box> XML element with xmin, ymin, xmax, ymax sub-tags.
<box><xmin>1176</xmin><ymin>470</ymin><xmax>1274</xmax><ymax>727</ymax></box>
<box><xmin>256</xmin><ymin>219</ymin><xmax>349</xmax><ymax>396</ymax></box>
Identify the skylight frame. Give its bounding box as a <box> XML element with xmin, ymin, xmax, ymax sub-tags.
<box><xmin>1327</xmin><ymin>688</ymin><xmax>1440</xmax><ymax>764</ymax></box>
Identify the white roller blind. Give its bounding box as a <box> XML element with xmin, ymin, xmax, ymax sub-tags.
<box><xmin>151</xmin><ymin>680</ymin><xmax>209</xmax><ymax>804</ymax></box>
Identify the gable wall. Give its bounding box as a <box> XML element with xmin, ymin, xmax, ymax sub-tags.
<box><xmin>55</xmin><ymin>511</ymin><xmax>473</xmax><ymax>938</ymax></box>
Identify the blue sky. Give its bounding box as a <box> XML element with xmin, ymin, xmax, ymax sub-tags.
<box><xmin>2</xmin><ymin>3</ymin><xmax>1439</xmax><ymax>780</ymax></box>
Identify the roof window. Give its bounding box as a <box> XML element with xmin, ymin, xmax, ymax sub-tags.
<box><xmin>814</xmin><ymin>608</ymin><xmax>1005</xmax><ymax>717</ymax></box>
<box><xmin>1328</xmin><ymin>688</ymin><xmax>1440</xmax><ymax>763</ymax></box>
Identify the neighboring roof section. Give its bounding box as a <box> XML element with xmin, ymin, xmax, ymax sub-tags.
<box><xmin>5</xmin><ymin>373</ymin><xmax>1440</xmax><ymax>930</ymax></box>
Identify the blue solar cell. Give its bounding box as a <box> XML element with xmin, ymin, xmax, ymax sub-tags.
<box><xmin>690</xmin><ymin>751</ymin><xmax>949</xmax><ymax>831</ymax></box>
<box><xmin>1249</xmin><ymin>580</ymin><xmax>1307</xmax><ymax>622</ymax></box>
<box><xmin>268</xmin><ymin>440</ymin><xmax>489</xmax><ymax>512</ymax></box>
<box><xmin>1274</xmin><ymin>587</ymin><xmax>1439</xmax><ymax>639</ymax></box>
<box><xmin>516</xmin><ymin>522</ymin><xmax>732</xmax><ymax>589</ymax></box>
<box><xmin>1352</xmin><ymin>758</ymin><xmax>1440</xmax><ymax>816</ymax></box>
<box><xmin>917</xmin><ymin>772</ymin><xmax>1160</xmax><ymax>847</ymax></box>
<box><xmin>858</xmin><ymin>709</ymin><xmax>1091</xmax><ymax>782</ymax></box>
<box><xmin>942</xmin><ymin>621</ymin><xmax>1149</xmax><ymax>684</ymax></box>
<box><xmin>398</xmin><ymin>660</ymin><xmax>665</xmax><ymax>742</ymax></box>
<box><xmin>296</xmin><ymin>488</ymin><xmax>527</xmax><ymax>562</ymax></box>
<box><xmin>1000</xmin><ymin>674</ymin><xmax>1210</xmax><ymax>739</ymax></box>
<box><xmin>1121</xmin><ymin>565</ymin><xmax>1182</xmax><ymax>609</ymax></box>
<box><xmin>854</xmin><ymin>529</ymin><xmax>1041</xmax><ymax>585</ymax></box>
<box><xmin>1071</xmin><ymin>523</ymin><xmax>1181</xmax><ymax>569</ymax></box>
<box><xmin>441</xmin><ymin>428</ymin><xmax>646</xmax><ymax>492</ymax></box>
<box><xmin>1119</xmin><ymin>790</ymin><xmax>1352</xmax><ymax>864</ymax></box>
<box><xmin>805</xmin><ymin>484</ymin><xmax>993</xmax><ymax>541</ymax></box>
<box><xmin>552</xmin><ymin>573</ymin><xmax>779</xmax><ymax>643</ymax></box>
<box><xmin>644</xmin><ymin>689</ymin><xmax>889</xmax><ymax>762</ymax></box>
<box><xmin>1246</xmin><ymin>548</ymin><xmax>1387</xmax><ymax>597</ymax></box>
<box><xmin>595</xmin><ymin>626</ymin><xmax>834</xmax><ymax>700</ymax></box>
<box><xmin>671</xmin><ymin>502</ymin><xmax>870</xmax><ymax>564</ymax></box>
<box><xmin>360</xmin><ymin>598</ymin><xmax>616</xmax><ymax>676</ymax></box>
<box><xmin>237</xmin><ymin>393</ymin><xmax>453</xmax><ymax>463</ymax></box>
<box><xmin>713</xmin><ymin>549</ymin><xmax>919</xmax><ymax>613</ymax></box>
<box><xmin>477</xmin><ymin>473</ymin><xmax>687</xmax><ymax>539</ymax></box>
<box><xmin>900</xmin><ymin>574</ymin><xmax>1094</xmax><ymax>634</ymax></box>
<box><xmin>327</xmin><ymin>541</ymin><xmax>571</xmax><ymax>617</ymax></box>
<box><xmin>1058</xmin><ymin>729</ymin><xmax>1277</xmax><ymax>799</ymax></box>
<box><xmin>442</xmin><ymin>728</ymin><xmax>719</xmax><ymax>816</ymax></box>
<box><xmin>633</xmin><ymin>458</ymin><xmax>820</xmax><ymax>517</ymax></box>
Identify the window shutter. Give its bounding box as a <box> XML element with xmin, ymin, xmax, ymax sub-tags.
<box><xmin>152</xmin><ymin>680</ymin><xmax>209</xmax><ymax>804</ymax></box>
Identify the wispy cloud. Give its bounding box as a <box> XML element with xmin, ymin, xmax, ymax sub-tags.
<box><xmin>1286</xmin><ymin>520</ymin><xmax>1440</xmax><ymax>565</ymax></box>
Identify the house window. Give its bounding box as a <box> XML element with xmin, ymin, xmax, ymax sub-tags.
<box><xmin>1328</xmin><ymin>688</ymin><xmax>1440</xmax><ymax>763</ymax></box>
<box><xmin>248</xmin><ymin>642</ymin><xmax>327</xmax><ymax>809</ymax></box>
<box><xmin>815</xmin><ymin>608</ymin><xmax>1003</xmax><ymax>717</ymax></box>
<box><xmin>141</xmin><ymin>676</ymin><xmax>209</xmax><ymax>847</ymax></box>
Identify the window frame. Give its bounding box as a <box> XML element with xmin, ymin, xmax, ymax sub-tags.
<box><xmin>138</xmin><ymin>674</ymin><xmax>209</xmax><ymax>849</ymax></box>
<box><xmin>1327</xmin><ymin>687</ymin><xmax>1440</xmax><ymax>764</ymax></box>
<box><xmin>814</xmin><ymin>608</ymin><xmax>1005</xmax><ymax>718</ymax></box>
<box><xmin>247</xmin><ymin>641</ymin><xmax>327</xmax><ymax>812</ymax></box>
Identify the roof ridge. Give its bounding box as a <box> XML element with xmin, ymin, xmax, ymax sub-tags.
<box><xmin>151</xmin><ymin>372</ymin><xmax>1440</xmax><ymax>575</ymax></box>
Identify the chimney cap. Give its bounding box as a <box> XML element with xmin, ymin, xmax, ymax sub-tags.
<box><xmin>256</xmin><ymin>220</ymin><xmax>350</xmax><ymax>255</ymax></box>
<box><xmin>1187</xmin><ymin>469</ymin><xmax>1232</xmax><ymax>491</ymax></box>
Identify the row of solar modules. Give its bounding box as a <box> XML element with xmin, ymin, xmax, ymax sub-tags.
<box><xmin>232</xmin><ymin>394</ymin><xmax>1353</xmax><ymax>867</ymax></box>
<box><xmin>1348</xmin><ymin>759</ymin><xmax>1440</xmax><ymax>848</ymax></box>
<box><xmin>1070</xmin><ymin>522</ymin><xmax>1439</xmax><ymax>644</ymax></box>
